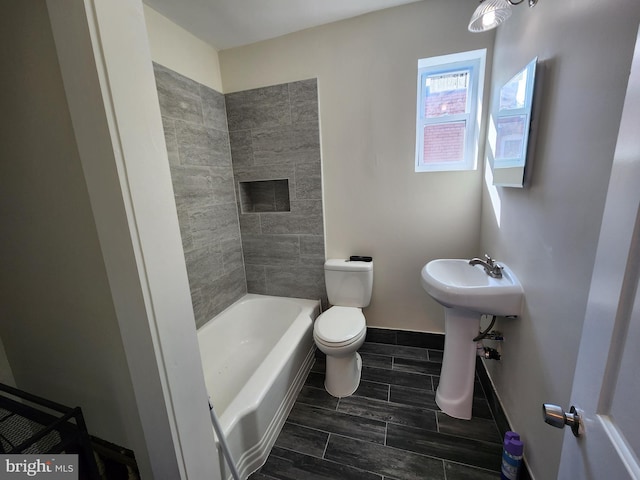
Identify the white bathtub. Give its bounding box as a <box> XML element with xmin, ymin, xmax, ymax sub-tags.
<box><xmin>197</xmin><ymin>293</ymin><xmax>320</xmax><ymax>479</ymax></box>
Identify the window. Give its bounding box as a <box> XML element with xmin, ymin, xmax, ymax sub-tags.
<box><xmin>415</xmin><ymin>49</ymin><xmax>486</xmax><ymax>172</ymax></box>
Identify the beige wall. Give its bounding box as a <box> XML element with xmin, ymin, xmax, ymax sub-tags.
<box><xmin>0</xmin><ymin>0</ymin><xmax>145</xmax><ymax>453</ymax></box>
<box><xmin>48</xmin><ymin>0</ymin><xmax>221</xmax><ymax>477</ymax></box>
<box><xmin>2</xmin><ymin>2</ymin><xmax>222</xmax><ymax>478</ymax></box>
<box><xmin>0</xmin><ymin>337</ymin><xmax>15</xmax><ymax>387</ymax></box>
<box><xmin>219</xmin><ymin>0</ymin><xmax>495</xmax><ymax>332</ymax></box>
<box><xmin>480</xmin><ymin>1</ymin><xmax>640</xmax><ymax>478</ymax></box>
<box><xmin>143</xmin><ymin>4</ymin><xmax>223</xmax><ymax>92</ymax></box>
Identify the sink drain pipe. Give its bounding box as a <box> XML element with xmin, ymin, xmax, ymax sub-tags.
<box><xmin>474</xmin><ymin>315</ymin><xmax>501</xmax><ymax>360</ymax></box>
<box><xmin>208</xmin><ymin>399</ymin><xmax>241</xmax><ymax>480</ymax></box>
<box><xmin>473</xmin><ymin>315</ymin><xmax>497</xmax><ymax>342</ymax></box>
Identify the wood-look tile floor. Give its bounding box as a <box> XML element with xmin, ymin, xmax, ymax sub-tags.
<box><xmin>249</xmin><ymin>331</ymin><xmax>506</xmax><ymax>480</ymax></box>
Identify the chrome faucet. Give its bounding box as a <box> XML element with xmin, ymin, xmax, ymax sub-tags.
<box><xmin>469</xmin><ymin>254</ymin><xmax>503</xmax><ymax>278</ymax></box>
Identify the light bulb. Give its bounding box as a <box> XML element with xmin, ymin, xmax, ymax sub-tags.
<box><xmin>482</xmin><ymin>11</ymin><xmax>496</xmax><ymax>28</ymax></box>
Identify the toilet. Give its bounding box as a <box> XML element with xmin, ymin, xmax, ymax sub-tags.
<box><xmin>313</xmin><ymin>259</ymin><xmax>373</xmax><ymax>397</ymax></box>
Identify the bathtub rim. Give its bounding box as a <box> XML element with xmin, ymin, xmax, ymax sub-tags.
<box><xmin>197</xmin><ymin>293</ymin><xmax>320</xmax><ymax>480</ymax></box>
<box><xmin>198</xmin><ymin>294</ymin><xmax>320</xmax><ymax>430</ymax></box>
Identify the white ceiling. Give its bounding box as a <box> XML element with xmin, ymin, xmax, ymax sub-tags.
<box><xmin>143</xmin><ymin>0</ymin><xmax>425</xmax><ymax>50</ymax></box>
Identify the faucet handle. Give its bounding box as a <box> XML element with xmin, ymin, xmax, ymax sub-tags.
<box><xmin>484</xmin><ymin>254</ymin><xmax>495</xmax><ymax>266</ymax></box>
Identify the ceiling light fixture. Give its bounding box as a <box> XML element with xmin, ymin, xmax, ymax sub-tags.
<box><xmin>468</xmin><ymin>0</ymin><xmax>538</xmax><ymax>33</ymax></box>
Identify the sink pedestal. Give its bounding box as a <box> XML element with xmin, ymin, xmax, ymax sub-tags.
<box><xmin>435</xmin><ymin>308</ymin><xmax>480</xmax><ymax>420</ymax></box>
<box><xmin>421</xmin><ymin>258</ymin><xmax>523</xmax><ymax>419</ymax></box>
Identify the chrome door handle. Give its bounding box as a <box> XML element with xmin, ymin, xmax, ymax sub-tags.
<box><xmin>542</xmin><ymin>404</ymin><xmax>583</xmax><ymax>437</ymax></box>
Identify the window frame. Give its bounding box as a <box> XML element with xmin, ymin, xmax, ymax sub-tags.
<box><xmin>415</xmin><ymin>49</ymin><xmax>487</xmax><ymax>173</ymax></box>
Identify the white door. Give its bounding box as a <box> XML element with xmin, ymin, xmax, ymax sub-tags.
<box><xmin>556</xmin><ymin>25</ymin><xmax>640</xmax><ymax>479</ymax></box>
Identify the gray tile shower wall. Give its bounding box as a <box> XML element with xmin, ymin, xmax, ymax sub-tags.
<box><xmin>226</xmin><ymin>79</ymin><xmax>327</xmax><ymax>305</ymax></box>
<box><xmin>153</xmin><ymin>63</ymin><xmax>247</xmax><ymax>328</ymax></box>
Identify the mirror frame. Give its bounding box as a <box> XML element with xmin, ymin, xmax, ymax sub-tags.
<box><xmin>490</xmin><ymin>57</ymin><xmax>542</xmax><ymax>188</ymax></box>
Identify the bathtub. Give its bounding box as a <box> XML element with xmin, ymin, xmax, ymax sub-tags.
<box><xmin>197</xmin><ymin>293</ymin><xmax>320</xmax><ymax>479</ymax></box>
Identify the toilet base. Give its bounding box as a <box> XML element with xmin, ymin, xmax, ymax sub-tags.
<box><xmin>324</xmin><ymin>352</ymin><xmax>362</xmax><ymax>398</ymax></box>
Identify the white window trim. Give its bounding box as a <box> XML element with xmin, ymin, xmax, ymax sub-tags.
<box><xmin>415</xmin><ymin>49</ymin><xmax>486</xmax><ymax>173</ymax></box>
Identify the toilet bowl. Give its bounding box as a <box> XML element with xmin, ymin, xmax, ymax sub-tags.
<box><xmin>313</xmin><ymin>306</ymin><xmax>367</xmax><ymax>397</ymax></box>
<box><xmin>313</xmin><ymin>259</ymin><xmax>373</xmax><ymax>398</ymax></box>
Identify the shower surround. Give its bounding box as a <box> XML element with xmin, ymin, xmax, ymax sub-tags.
<box><xmin>153</xmin><ymin>64</ymin><xmax>326</xmax><ymax>327</ymax></box>
<box><xmin>154</xmin><ymin>63</ymin><xmax>245</xmax><ymax>327</ymax></box>
<box><xmin>226</xmin><ymin>80</ymin><xmax>326</xmax><ymax>306</ymax></box>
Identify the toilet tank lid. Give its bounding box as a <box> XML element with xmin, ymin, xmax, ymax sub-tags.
<box><xmin>325</xmin><ymin>259</ymin><xmax>373</xmax><ymax>272</ymax></box>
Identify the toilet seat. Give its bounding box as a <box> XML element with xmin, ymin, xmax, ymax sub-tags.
<box><xmin>315</xmin><ymin>328</ymin><xmax>366</xmax><ymax>350</ymax></box>
<box><xmin>314</xmin><ymin>306</ymin><xmax>366</xmax><ymax>347</ymax></box>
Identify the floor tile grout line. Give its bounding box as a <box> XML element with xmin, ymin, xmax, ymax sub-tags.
<box><xmin>443</xmin><ymin>457</ymin><xmax>504</xmax><ymax>474</ymax></box>
<box><xmin>387</xmin><ymin>420</ymin><xmax>506</xmax><ymax>448</ymax></box>
<box><xmin>338</xmin><ymin>394</ymin><xmax>441</xmax><ymax>417</ymax></box>
<box><xmin>363</xmin><ymin>344</ymin><xmax>433</xmax><ymax>355</ymax></box>
<box><xmin>307</xmin><ymin>371</ymin><xmax>400</xmax><ymax>390</ymax></box>
<box><xmin>287</xmin><ymin>410</ymin><xmax>503</xmax><ymax>455</ymax></box>
<box><xmin>355</xmin><ymin>378</ymin><xmax>395</xmax><ymax>389</ymax></box>
<box><xmin>321</xmin><ymin>432</ymin><xmax>330</xmax><ymax>459</ymax></box>
<box><xmin>299</xmin><ymin>389</ymin><xmax>502</xmax><ymax>444</ymax></box>
<box><xmin>330</xmin><ymin>430</ymin><xmax>473</xmax><ymax>468</ymax></box>
<box><xmin>365</xmin><ymin>340</ymin><xmax>443</xmax><ymax>351</ymax></box>
<box><xmin>283</xmin><ymin>419</ymin><xmax>337</xmax><ymax>438</ymax></box>
<box><xmin>292</xmin><ymin>400</ymin><xmax>390</xmax><ymax>427</ymax></box>
<box><xmin>270</xmin><ymin>442</ymin><xmax>387</xmax><ymax>480</ymax></box>
<box><xmin>384</xmin><ymin>421</ymin><xmax>388</xmax><ymax>446</ymax></box>
<box><xmin>364</xmin><ymin>363</ymin><xmax>440</xmax><ymax>379</ymax></box>
<box><xmin>260</xmin><ymin>340</ymin><xmax>504</xmax><ymax>479</ymax></box>
<box><xmin>475</xmin><ymin>366</ymin><xmax>504</xmax><ymax>437</ymax></box>
<box><xmin>364</xmin><ymin>342</ymin><xmax>444</xmax><ymax>358</ymax></box>
<box><xmin>360</xmin><ymin>351</ymin><xmax>394</xmax><ymax>360</ymax></box>
<box><xmin>364</xmin><ymin>354</ymin><xmax>437</xmax><ymax>365</ymax></box>
<box><xmin>274</xmin><ymin>436</ymin><xmax>502</xmax><ymax>478</ymax></box>
<box><xmin>292</xmin><ymin>399</ymin><xmax>339</xmax><ymax>413</ymax></box>
<box><xmin>294</xmin><ymin>395</ymin><xmax>438</xmax><ymax>415</ymax></box>
<box><xmin>283</xmin><ymin>420</ymin><xmax>386</xmax><ymax>447</ymax></box>
<box><xmin>296</xmin><ymin>433</ymin><xmax>499</xmax><ymax>475</ymax></box>
<box><xmin>279</xmin><ymin>431</ymin><xmax>459</xmax><ymax>480</ymax></box>
<box><xmin>270</xmin><ymin>443</ymin><xmax>325</xmax><ymax>461</ymax></box>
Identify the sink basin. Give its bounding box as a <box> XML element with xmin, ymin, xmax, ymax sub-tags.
<box><xmin>420</xmin><ymin>259</ymin><xmax>523</xmax><ymax>316</ymax></box>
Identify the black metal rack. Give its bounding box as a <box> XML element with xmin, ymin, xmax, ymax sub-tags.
<box><xmin>0</xmin><ymin>383</ymin><xmax>100</xmax><ymax>479</ymax></box>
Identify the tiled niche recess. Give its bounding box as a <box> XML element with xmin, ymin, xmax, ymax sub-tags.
<box><xmin>153</xmin><ymin>64</ymin><xmax>327</xmax><ymax>326</ymax></box>
<box><xmin>153</xmin><ymin>63</ymin><xmax>246</xmax><ymax>328</ymax></box>
<box><xmin>239</xmin><ymin>179</ymin><xmax>291</xmax><ymax>213</ymax></box>
<box><xmin>226</xmin><ymin>79</ymin><xmax>327</xmax><ymax>306</ymax></box>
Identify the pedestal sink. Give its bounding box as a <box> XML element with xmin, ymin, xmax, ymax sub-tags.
<box><xmin>421</xmin><ymin>258</ymin><xmax>524</xmax><ymax>420</ymax></box>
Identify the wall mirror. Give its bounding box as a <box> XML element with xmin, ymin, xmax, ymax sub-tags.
<box><xmin>489</xmin><ymin>57</ymin><xmax>541</xmax><ymax>187</ymax></box>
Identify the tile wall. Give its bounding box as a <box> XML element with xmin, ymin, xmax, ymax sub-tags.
<box><xmin>153</xmin><ymin>63</ymin><xmax>246</xmax><ymax>327</ymax></box>
<box><xmin>153</xmin><ymin>65</ymin><xmax>327</xmax><ymax>325</ymax></box>
<box><xmin>226</xmin><ymin>80</ymin><xmax>327</xmax><ymax>305</ymax></box>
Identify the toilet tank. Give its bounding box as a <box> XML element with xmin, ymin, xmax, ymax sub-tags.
<box><xmin>324</xmin><ymin>259</ymin><xmax>373</xmax><ymax>308</ymax></box>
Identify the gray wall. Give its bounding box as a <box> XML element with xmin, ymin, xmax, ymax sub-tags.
<box><xmin>0</xmin><ymin>0</ymin><xmax>146</xmax><ymax>455</ymax></box>
<box><xmin>218</xmin><ymin>1</ymin><xmax>495</xmax><ymax>332</ymax></box>
<box><xmin>480</xmin><ymin>1</ymin><xmax>640</xmax><ymax>478</ymax></box>
<box><xmin>226</xmin><ymin>80</ymin><xmax>327</xmax><ymax>305</ymax></box>
<box><xmin>154</xmin><ymin>63</ymin><xmax>246</xmax><ymax>327</ymax></box>
<box><xmin>154</xmin><ymin>66</ymin><xmax>326</xmax><ymax>322</ymax></box>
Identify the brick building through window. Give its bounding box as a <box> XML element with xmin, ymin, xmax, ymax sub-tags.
<box><xmin>415</xmin><ymin>50</ymin><xmax>486</xmax><ymax>172</ymax></box>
